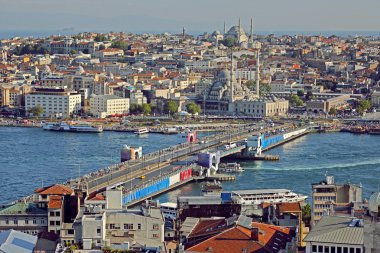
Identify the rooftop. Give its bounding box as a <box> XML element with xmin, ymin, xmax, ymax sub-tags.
<box><xmin>0</xmin><ymin>202</ymin><xmax>46</xmax><ymax>215</ymax></box>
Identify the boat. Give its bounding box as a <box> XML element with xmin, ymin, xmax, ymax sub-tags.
<box><xmin>42</xmin><ymin>122</ymin><xmax>103</xmax><ymax>133</ymax></box>
<box><xmin>231</xmin><ymin>189</ymin><xmax>307</xmax><ymax>205</ymax></box>
<box><xmin>218</xmin><ymin>162</ymin><xmax>244</xmax><ymax>173</ymax></box>
<box><xmin>159</xmin><ymin>202</ymin><xmax>178</xmax><ymax>220</ymax></box>
<box><xmin>134</xmin><ymin>127</ymin><xmax>149</xmax><ymax>135</ymax></box>
<box><xmin>367</xmin><ymin>127</ymin><xmax>380</xmax><ymax>135</ymax></box>
<box><xmin>349</xmin><ymin>126</ymin><xmax>366</xmax><ymax>134</ymax></box>
<box><xmin>201</xmin><ymin>180</ymin><xmax>223</xmax><ymax>195</ymax></box>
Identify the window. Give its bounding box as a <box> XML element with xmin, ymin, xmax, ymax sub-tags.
<box><xmin>55</xmin><ymin>211</ymin><xmax>60</xmax><ymax>216</ymax></box>
<box><xmin>14</xmin><ymin>219</ymin><xmax>18</xmax><ymax>225</ymax></box>
<box><xmin>337</xmin><ymin>247</ymin><xmax>342</xmax><ymax>253</ymax></box>
<box><xmin>325</xmin><ymin>246</ymin><xmax>329</xmax><ymax>253</ymax></box>
<box><xmin>356</xmin><ymin>249</ymin><xmax>361</xmax><ymax>253</ymax></box>
<box><xmin>350</xmin><ymin>249</ymin><xmax>355</xmax><ymax>253</ymax></box>
<box><xmin>68</xmin><ymin>229</ymin><xmax>74</xmax><ymax>235</ymax></box>
<box><xmin>25</xmin><ymin>218</ymin><xmax>29</xmax><ymax>224</ymax></box>
<box><xmin>343</xmin><ymin>248</ymin><xmax>348</xmax><ymax>253</ymax></box>
<box><xmin>319</xmin><ymin>246</ymin><xmax>323</xmax><ymax>253</ymax></box>
<box><xmin>5</xmin><ymin>219</ymin><xmax>9</xmax><ymax>225</ymax></box>
<box><xmin>109</xmin><ymin>224</ymin><xmax>115</xmax><ymax>229</ymax></box>
<box><xmin>153</xmin><ymin>224</ymin><xmax>159</xmax><ymax>230</ymax></box>
<box><xmin>56</xmin><ymin>221</ymin><xmax>60</xmax><ymax>226</ymax></box>
<box><xmin>331</xmin><ymin>247</ymin><xmax>336</xmax><ymax>253</ymax></box>
<box><xmin>138</xmin><ymin>224</ymin><xmax>141</xmax><ymax>230</ymax></box>
<box><xmin>152</xmin><ymin>233</ymin><xmax>159</xmax><ymax>238</ymax></box>
<box><xmin>50</xmin><ymin>211</ymin><xmax>55</xmax><ymax>216</ymax></box>
<box><xmin>33</xmin><ymin>219</ymin><xmax>37</xmax><ymax>224</ymax></box>
<box><xmin>97</xmin><ymin>227</ymin><xmax>101</xmax><ymax>235</ymax></box>
<box><xmin>50</xmin><ymin>221</ymin><xmax>55</xmax><ymax>226</ymax></box>
<box><xmin>124</xmin><ymin>224</ymin><xmax>133</xmax><ymax>230</ymax></box>
<box><xmin>312</xmin><ymin>245</ymin><xmax>317</xmax><ymax>253</ymax></box>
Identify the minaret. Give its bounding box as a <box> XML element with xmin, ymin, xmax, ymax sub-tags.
<box><xmin>238</xmin><ymin>18</ymin><xmax>241</xmax><ymax>44</ymax></box>
<box><xmin>224</xmin><ymin>21</ymin><xmax>226</xmax><ymax>34</ymax></box>
<box><xmin>182</xmin><ymin>27</ymin><xmax>185</xmax><ymax>39</ymax></box>
<box><xmin>248</xmin><ymin>18</ymin><xmax>254</xmax><ymax>48</ymax></box>
<box><xmin>230</xmin><ymin>52</ymin><xmax>234</xmax><ymax>102</ymax></box>
<box><xmin>256</xmin><ymin>50</ymin><xmax>260</xmax><ymax>97</ymax></box>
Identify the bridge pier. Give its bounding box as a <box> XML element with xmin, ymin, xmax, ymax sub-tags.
<box><xmin>197</xmin><ymin>152</ymin><xmax>221</xmax><ymax>176</ymax></box>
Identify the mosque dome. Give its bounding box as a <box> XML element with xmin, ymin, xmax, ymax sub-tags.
<box><xmin>227</xmin><ymin>26</ymin><xmax>246</xmax><ymax>38</ymax></box>
<box><xmin>212</xmin><ymin>30</ymin><xmax>222</xmax><ymax>36</ymax></box>
<box><xmin>369</xmin><ymin>192</ymin><xmax>380</xmax><ymax>214</ymax></box>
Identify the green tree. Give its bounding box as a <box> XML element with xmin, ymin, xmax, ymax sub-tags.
<box><xmin>222</xmin><ymin>37</ymin><xmax>237</xmax><ymax>48</ymax></box>
<box><xmin>305</xmin><ymin>91</ymin><xmax>314</xmax><ymax>101</ymax></box>
<box><xmin>357</xmin><ymin>99</ymin><xmax>372</xmax><ymax>115</ymax></box>
<box><xmin>302</xmin><ymin>203</ymin><xmax>311</xmax><ymax>224</ymax></box>
<box><xmin>28</xmin><ymin>105</ymin><xmax>44</xmax><ymax>117</ymax></box>
<box><xmin>99</xmin><ymin>44</ymin><xmax>106</xmax><ymax>50</ymax></box>
<box><xmin>69</xmin><ymin>49</ymin><xmax>77</xmax><ymax>55</ymax></box>
<box><xmin>94</xmin><ymin>34</ymin><xmax>107</xmax><ymax>42</ymax></box>
<box><xmin>290</xmin><ymin>94</ymin><xmax>304</xmax><ymax>106</ymax></box>
<box><xmin>186</xmin><ymin>102</ymin><xmax>201</xmax><ymax>115</ymax></box>
<box><xmin>129</xmin><ymin>104</ymin><xmax>143</xmax><ymax>114</ymax></box>
<box><xmin>297</xmin><ymin>90</ymin><xmax>305</xmax><ymax>97</ymax></box>
<box><xmin>259</xmin><ymin>83</ymin><xmax>271</xmax><ymax>96</ymax></box>
<box><xmin>329</xmin><ymin>107</ymin><xmax>337</xmax><ymax>115</ymax></box>
<box><xmin>164</xmin><ymin>100</ymin><xmax>178</xmax><ymax>115</ymax></box>
<box><xmin>244</xmin><ymin>80</ymin><xmax>256</xmax><ymax>90</ymax></box>
<box><xmin>142</xmin><ymin>104</ymin><xmax>152</xmax><ymax>116</ymax></box>
<box><xmin>110</xmin><ymin>40</ymin><xmax>129</xmax><ymax>51</ymax></box>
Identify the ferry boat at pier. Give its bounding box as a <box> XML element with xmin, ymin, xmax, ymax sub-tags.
<box><xmin>367</xmin><ymin>127</ymin><xmax>380</xmax><ymax>135</ymax></box>
<box><xmin>42</xmin><ymin>122</ymin><xmax>103</xmax><ymax>133</ymax></box>
<box><xmin>231</xmin><ymin>189</ymin><xmax>307</xmax><ymax>205</ymax></box>
<box><xmin>134</xmin><ymin>127</ymin><xmax>149</xmax><ymax>135</ymax></box>
<box><xmin>160</xmin><ymin>202</ymin><xmax>178</xmax><ymax>220</ymax></box>
<box><xmin>201</xmin><ymin>181</ymin><xmax>223</xmax><ymax>195</ymax></box>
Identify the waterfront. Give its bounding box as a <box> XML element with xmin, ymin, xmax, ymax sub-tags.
<box><xmin>0</xmin><ymin>127</ymin><xmax>379</xmax><ymax>205</ymax></box>
<box><xmin>158</xmin><ymin>132</ymin><xmax>380</xmax><ymax>203</ymax></box>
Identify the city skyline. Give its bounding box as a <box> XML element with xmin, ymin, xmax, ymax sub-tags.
<box><xmin>1</xmin><ymin>0</ymin><xmax>380</xmax><ymax>34</ymax></box>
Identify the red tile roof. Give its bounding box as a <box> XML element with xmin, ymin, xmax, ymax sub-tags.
<box><xmin>277</xmin><ymin>202</ymin><xmax>301</xmax><ymax>213</ymax></box>
<box><xmin>36</xmin><ymin>184</ymin><xmax>74</xmax><ymax>196</ymax></box>
<box><xmin>48</xmin><ymin>196</ymin><xmax>62</xmax><ymax>209</ymax></box>
<box><xmin>89</xmin><ymin>194</ymin><xmax>105</xmax><ymax>201</ymax></box>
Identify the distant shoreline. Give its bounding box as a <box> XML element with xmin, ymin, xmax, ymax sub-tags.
<box><xmin>1</xmin><ymin>30</ymin><xmax>380</xmax><ymax>39</ymax></box>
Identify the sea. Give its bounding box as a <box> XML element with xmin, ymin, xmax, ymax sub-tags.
<box><xmin>0</xmin><ymin>127</ymin><xmax>379</xmax><ymax>205</ymax></box>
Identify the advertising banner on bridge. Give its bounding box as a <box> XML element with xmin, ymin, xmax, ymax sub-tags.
<box><xmin>180</xmin><ymin>168</ymin><xmax>192</xmax><ymax>181</ymax></box>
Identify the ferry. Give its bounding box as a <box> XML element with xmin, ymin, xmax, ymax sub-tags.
<box><xmin>134</xmin><ymin>127</ymin><xmax>149</xmax><ymax>135</ymax></box>
<box><xmin>159</xmin><ymin>202</ymin><xmax>178</xmax><ymax>220</ymax></box>
<box><xmin>42</xmin><ymin>122</ymin><xmax>103</xmax><ymax>133</ymax></box>
<box><xmin>218</xmin><ymin>163</ymin><xmax>244</xmax><ymax>173</ymax></box>
<box><xmin>231</xmin><ymin>189</ymin><xmax>307</xmax><ymax>205</ymax></box>
<box><xmin>367</xmin><ymin>127</ymin><xmax>380</xmax><ymax>135</ymax></box>
<box><xmin>201</xmin><ymin>181</ymin><xmax>223</xmax><ymax>195</ymax></box>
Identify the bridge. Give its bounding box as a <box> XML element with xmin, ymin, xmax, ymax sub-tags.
<box><xmin>67</xmin><ymin>122</ymin><xmax>309</xmax><ymax>206</ymax></box>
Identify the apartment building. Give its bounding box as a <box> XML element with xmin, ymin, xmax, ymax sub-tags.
<box><xmin>25</xmin><ymin>88</ymin><xmax>81</xmax><ymax>118</ymax></box>
<box><xmin>311</xmin><ymin>176</ymin><xmax>362</xmax><ymax>226</ymax></box>
<box><xmin>90</xmin><ymin>94</ymin><xmax>129</xmax><ymax>118</ymax></box>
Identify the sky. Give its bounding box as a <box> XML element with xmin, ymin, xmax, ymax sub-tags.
<box><xmin>1</xmin><ymin>0</ymin><xmax>380</xmax><ymax>35</ymax></box>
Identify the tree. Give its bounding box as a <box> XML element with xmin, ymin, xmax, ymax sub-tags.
<box><xmin>222</xmin><ymin>37</ymin><xmax>237</xmax><ymax>48</ymax></box>
<box><xmin>329</xmin><ymin>107</ymin><xmax>337</xmax><ymax>115</ymax></box>
<box><xmin>99</xmin><ymin>44</ymin><xmax>106</xmax><ymax>50</ymax></box>
<box><xmin>357</xmin><ymin>99</ymin><xmax>372</xmax><ymax>115</ymax></box>
<box><xmin>244</xmin><ymin>80</ymin><xmax>256</xmax><ymax>90</ymax></box>
<box><xmin>259</xmin><ymin>83</ymin><xmax>271</xmax><ymax>96</ymax></box>
<box><xmin>297</xmin><ymin>90</ymin><xmax>305</xmax><ymax>97</ymax></box>
<box><xmin>186</xmin><ymin>102</ymin><xmax>201</xmax><ymax>115</ymax></box>
<box><xmin>110</xmin><ymin>40</ymin><xmax>129</xmax><ymax>51</ymax></box>
<box><xmin>69</xmin><ymin>49</ymin><xmax>77</xmax><ymax>55</ymax></box>
<box><xmin>129</xmin><ymin>104</ymin><xmax>143</xmax><ymax>114</ymax></box>
<box><xmin>290</xmin><ymin>94</ymin><xmax>304</xmax><ymax>106</ymax></box>
<box><xmin>302</xmin><ymin>203</ymin><xmax>311</xmax><ymax>224</ymax></box>
<box><xmin>28</xmin><ymin>105</ymin><xmax>44</xmax><ymax>117</ymax></box>
<box><xmin>164</xmin><ymin>100</ymin><xmax>178</xmax><ymax>115</ymax></box>
<box><xmin>94</xmin><ymin>34</ymin><xmax>107</xmax><ymax>42</ymax></box>
<box><xmin>305</xmin><ymin>91</ymin><xmax>313</xmax><ymax>101</ymax></box>
<box><xmin>142</xmin><ymin>104</ymin><xmax>152</xmax><ymax>116</ymax></box>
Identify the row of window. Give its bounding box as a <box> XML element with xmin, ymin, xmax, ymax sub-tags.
<box><xmin>315</xmin><ymin>196</ymin><xmax>336</xmax><ymax>201</ymax></box>
<box><xmin>107</xmin><ymin>223</ymin><xmax>160</xmax><ymax>230</ymax></box>
<box><xmin>4</xmin><ymin>218</ymin><xmax>44</xmax><ymax>225</ymax></box>
<box><xmin>311</xmin><ymin>245</ymin><xmax>361</xmax><ymax>253</ymax></box>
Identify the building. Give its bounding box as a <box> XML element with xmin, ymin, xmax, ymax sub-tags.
<box><xmin>311</xmin><ymin>175</ymin><xmax>362</xmax><ymax>225</ymax></box>
<box><xmin>235</xmin><ymin>97</ymin><xmax>289</xmax><ymax>117</ymax></box>
<box><xmin>95</xmin><ymin>48</ymin><xmax>124</xmax><ymax>62</ymax></box>
<box><xmin>0</xmin><ymin>84</ymin><xmax>32</xmax><ymax>107</ymax></box>
<box><xmin>0</xmin><ymin>203</ymin><xmax>48</xmax><ymax>236</ymax></box>
<box><xmin>90</xmin><ymin>94</ymin><xmax>129</xmax><ymax>118</ymax></box>
<box><xmin>306</xmin><ymin>95</ymin><xmax>350</xmax><ymax>113</ymax></box>
<box><xmin>304</xmin><ymin>216</ymin><xmax>363</xmax><ymax>253</ymax></box>
<box><xmin>81</xmin><ymin>209</ymin><xmax>165</xmax><ymax>251</ymax></box>
<box><xmin>0</xmin><ymin>229</ymin><xmax>38</xmax><ymax>253</ymax></box>
<box><xmin>25</xmin><ymin>87</ymin><xmax>81</xmax><ymax>118</ymax></box>
<box><xmin>371</xmin><ymin>91</ymin><xmax>380</xmax><ymax>107</ymax></box>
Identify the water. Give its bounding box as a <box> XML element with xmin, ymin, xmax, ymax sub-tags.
<box><xmin>0</xmin><ymin>128</ymin><xmax>379</xmax><ymax>205</ymax></box>
<box><xmin>0</xmin><ymin>127</ymin><xmax>211</xmax><ymax>204</ymax></box>
<box><xmin>158</xmin><ymin>133</ymin><xmax>380</xmax><ymax>203</ymax></box>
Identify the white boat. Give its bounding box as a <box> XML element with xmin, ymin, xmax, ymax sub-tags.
<box><xmin>219</xmin><ymin>163</ymin><xmax>244</xmax><ymax>173</ymax></box>
<box><xmin>231</xmin><ymin>189</ymin><xmax>307</xmax><ymax>205</ymax></box>
<box><xmin>160</xmin><ymin>202</ymin><xmax>177</xmax><ymax>220</ymax></box>
<box><xmin>42</xmin><ymin>122</ymin><xmax>103</xmax><ymax>133</ymax></box>
<box><xmin>134</xmin><ymin>127</ymin><xmax>149</xmax><ymax>135</ymax></box>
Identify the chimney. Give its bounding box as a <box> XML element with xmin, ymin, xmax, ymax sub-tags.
<box><xmin>251</xmin><ymin>227</ymin><xmax>259</xmax><ymax>241</ymax></box>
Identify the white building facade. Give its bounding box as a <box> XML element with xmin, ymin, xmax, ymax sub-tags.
<box><xmin>90</xmin><ymin>95</ymin><xmax>130</xmax><ymax>118</ymax></box>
